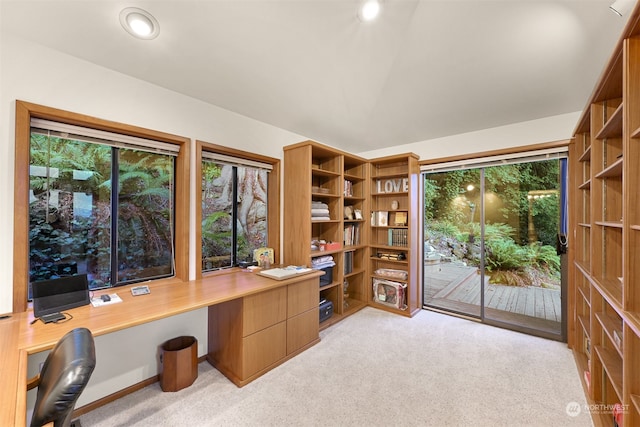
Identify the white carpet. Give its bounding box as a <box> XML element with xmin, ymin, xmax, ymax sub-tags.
<box><xmin>80</xmin><ymin>307</ymin><xmax>592</xmax><ymax>426</ymax></box>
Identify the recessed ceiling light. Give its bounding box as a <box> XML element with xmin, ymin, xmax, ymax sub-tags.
<box><xmin>119</xmin><ymin>7</ymin><xmax>160</xmax><ymax>40</ymax></box>
<box><xmin>358</xmin><ymin>0</ymin><xmax>381</xmax><ymax>22</ymax></box>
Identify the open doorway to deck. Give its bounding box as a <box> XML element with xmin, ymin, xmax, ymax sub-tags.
<box><xmin>422</xmin><ymin>150</ymin><xmax>568</xmax><ymax>341</ymax></box>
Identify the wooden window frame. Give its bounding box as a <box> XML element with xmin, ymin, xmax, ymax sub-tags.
<box><xmin>13</xmin><ymin>100</ymin><xmax>190</xmax><ymax>312</ymax></box>
<box><xmin>196</xmin><ymin>140</ymin><xmax>280</xmax><ymax>279</ymax></box>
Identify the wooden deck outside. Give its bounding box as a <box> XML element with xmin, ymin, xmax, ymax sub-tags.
<box><xmin>424</xmin><ymin>262</ymin><xmax>562</xmax><ymax>334</ymax></box>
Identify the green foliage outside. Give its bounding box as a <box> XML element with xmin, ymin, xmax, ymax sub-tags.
<box><xmin>424</xmin><ymin>161</ymin><xmax>561</xmax><ymax>287</ymax></box>
<box><xmin>29</xmin><ymin>134</ymin><xmax>174</xmax><ymax>287</ymax></box>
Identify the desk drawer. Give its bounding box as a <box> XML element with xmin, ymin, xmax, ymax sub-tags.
<box><xmin>287</xmin><ymin>277</ymin><xmax>318</xmax><ymax>317</ymax></box>
<box><xmin>287</xmin><ymin>307</ymin><xmax>319</xmax><ymax>355</ymax></box>
<box><xmin>243</xmin><ymin>287</ymin><xmax>287</xmax><ymax>336</ymax></box>
<box><xmin>242</xmin><ymin>321</ymin><xmax>286</xmax><ymax>377</ymax></box>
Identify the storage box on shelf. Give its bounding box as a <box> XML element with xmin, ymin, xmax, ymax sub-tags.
<box><xmin>569</xmin><ymin>7</ymin><xmax>640</xmax><ymax>426</ymax></box>
<box><xmin>369</xmin><ymin>154</ymin><xmax>421</xmax><ymax>317</ymax></box>
<box><xmin>284</xmin><ymin>141</ymin><xmax>369</xmax><ymax>330</ymax></box>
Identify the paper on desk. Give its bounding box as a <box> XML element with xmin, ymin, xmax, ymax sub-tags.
<box><xmin>90</xmin><ymin>293</ymin><xmax>123</xmax><ymax>307</ymax></box>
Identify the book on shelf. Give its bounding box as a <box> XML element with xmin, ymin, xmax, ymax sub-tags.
<box><xmin>344</xmin><ymin>223</ymin><xmax>361</xmax><ymax>246</ymax></box>
<box><xmin>387</xmin><ymin>228</ymin><xmax>408</xmax><ymax>247</ymax></box>
<box><xmin>371</xmin><ymin>211</ymin><xmax>388</xmax><ymax>226</ymax></box>
<box><xmin>344</xmin><ymin>179</ymin><xmax>353</xmax><ymax>197</ymax></box>
<box><xmin>344</xmin><ymin>250</ymin><xmax>354</xmax><ymax>275</ymax></box>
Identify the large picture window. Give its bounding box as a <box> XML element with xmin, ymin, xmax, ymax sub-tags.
<box><xmin>29</xmin><ymin>120</ymin><xmax>178</xmax><ymax>291</ymax></box>
<box><xmin>13</xmin><ymin>101</ymin><xmax>190</xmax><ymax>312</ymax></box>
<box><xmin>197</xmin><ymin>142</ymin><xmax>279</xmax><ymax>275</ymax></box>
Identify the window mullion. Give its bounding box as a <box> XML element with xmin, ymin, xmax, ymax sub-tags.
<box><xmin>111</xmin><ymin>147</ymin><xmax>119</xmax><ymax>287</ymax></box>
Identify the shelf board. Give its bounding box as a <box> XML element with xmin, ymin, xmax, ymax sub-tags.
<box><xmin>595</xmin><ymin>103</ymin><xmax>623</xmax><ymax>139</ymax></box>
<box><xmin>310</xmin><ymin>248</ymin><xmax>342</xmax><ymax>257</ymax></box>
<box><xmin>626</xmin><ymin>312</ymin><xmax>640</xmax><ymax>337</ymax></box>
<box><xmin>631</xmin><ymin>394</ymin><xmax>640</xmax><ymax>415</ymax></box>
<box><xmin>344</xmin><ymin>267</ymin><xmax>365</xmax><ymax>278</ymax></box>
<box><xmin>343</xmin><ymin>196</ymin><xmax>366</xmax><ymax>202</ymax></box>
<box><xmin>371</xmin><ymin>172</ymin><xmax>409</xmax><ymax>179</ymax></box>
<box><xmin>594</xmin><ymin>311</ymin><xmax>623</xmax><ymax>358</ymax></box>
<box><xmin>577</xmin><ymin>284</ymin><xmax>590</xmax><ymax>307</ymax></box>
<box><xmin>319</xmin><ymin>300</ymin><xmax>366</xmax><ymax>331</ymax></box>
<box><xmin>574</xmin><ymin>260</ymin><xmax>592</xmax><ymax>278</ymax></box>
<box><xmin>578</xmin><ymin>145</ymin><xmax>592</xmax><ymax>162</ymax></box>
<box><xmin>342</xmin><ymin>299</ymin><xmax>366</xmax><ymax>317</ymax></box>
<box><xmin>319</xmin><ymin>280</ymin><xmax>341</xmax><ymax>291</ymax></box>
<box><xmin>311</xmin><ymin>192</ymin><xmax>341</xmax><ymax>199</ymax></box>
<box><xmin>592</xmin><ymin>276</ymin><xmax>623</xmax><ymax>314</ymax></box>
<box><xmin>370</xmin><ymin>244</ymin><xmax>409</xmax><ymax>250</ymax></box>
<box><xmin>343</xmin><ymin>173</ymin><xmax>365</xmax><ymax>181</ymax></box>
<box><xmin>593</xmin><ymin>345</ymin><xmax>623</xmax><ymax>402</ymax></box>
<box><xmin>578</xmin><ymin>179</ymin><xmax>591</xmax><ymax>190</ymax></box>
<box><xmin>311</xmin><ymin>167</ymin><xmax>341</xmax><ymax>177</ymax></box>
<box><xmin>631</xmin><ymin>224</ymin><xmax>640</xmax><ymax>231</ymax></box>
<box><xmin>371</xmin><ymin>274</ymin><xmax>407</xmax><ymax>283</ymax></box>
<box><xmin>578</xmin><ymin>314</ymin><xmax>591</xmax><ymax>335</ymax></box>
<box><xmin>371</xmin><ymin>191</ymin><xmax>409</xmax><ymax>197</ymax></box>
<box><xmin>632</xmin><ymin>125</ymin><xmax>640</xmax><ymax>139</ymax></box>
<box><xmin>594</xmin><ymin>220</ymin><xmax>623</xmax><ymax>228</ymax></box>
<box><xmin>369</xmin><ymin>256</ymin><xmax>408</xmax><ymax>265</ymax></box>
<box><xmin>578</xmin><ymin>222</ymin><xmax>591</xmax><ymax>228</ymax></box>
<box><xmin>594</xmin><ymin>157</ymin><xmax>623</xmax><ymax>178</ymax></box>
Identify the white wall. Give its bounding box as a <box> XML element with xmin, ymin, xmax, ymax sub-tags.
<box><xmin>357</xmin><ymin>111</ymin><xmax>580</xmax><ymax>160</ymax></box>
<box><xmin>0</xmin><ymin>33</ymin><xmax>306</xmax><ymax>410</ymax></box>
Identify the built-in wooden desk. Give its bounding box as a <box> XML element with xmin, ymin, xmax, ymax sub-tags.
<box><xmin>0</xmin><ymin>269</ymin><xmax>322</xmax><ymax>426</ymax></box>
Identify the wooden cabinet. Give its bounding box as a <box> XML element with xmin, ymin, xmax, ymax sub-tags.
<box><xmin>207</xmin><ymin>276</ymin><xmax>320</xmax><ymax>387</ymax></box>
<box><xmin>369</xmin><ymin>154</ymin><xmax>422</xmax><ymax>317</ymax></box>
<box><xmin>569</xmin><ymin>10</ymin><xmax>640</xmax><ymax>426</ymax></box>
<box><xmin>283</xmin><ymin>141</ymin><xmax>369</xmax><ymax>329</ymax></box>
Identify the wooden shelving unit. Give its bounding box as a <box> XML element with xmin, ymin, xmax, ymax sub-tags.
<box><xmin>283</xmin><ymin>141</ymin><xmax>369</xmax><ymax>330</ymax></box>
<box><xmin>369</xmin><ymin>154</ymin><xmax>422</xmax><ymax>317</ymax></box>
<box><xmin>569</xmin><ymin>7</ymin><xmax>640</xmax><ymax>426</ymax></box>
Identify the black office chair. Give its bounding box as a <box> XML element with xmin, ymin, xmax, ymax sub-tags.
<box><xmin>28</xmin><ymin>327</ymin><xmax>96</xmax><ymax>427</ymax></box>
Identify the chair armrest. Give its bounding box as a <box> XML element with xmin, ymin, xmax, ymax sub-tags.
<box><xmin>26</xmin><ymin>374</ymin><xmax>40</xmax><ymax>391</ymax></box>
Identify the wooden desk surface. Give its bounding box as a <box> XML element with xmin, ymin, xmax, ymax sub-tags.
<box><xmin>1</xmin><ymin>269</ymin><xmax>322</xmax><ymax>426</ymax></box>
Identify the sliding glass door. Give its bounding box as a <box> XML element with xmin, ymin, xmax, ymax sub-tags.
<box><xmin>423</xmin><ymin>158</ymin><xmax>564</xmax><ymax>339</ymax></box>
<box><xmin>423</xmin><ymin>169</ymin><xmax>482</xmax><ymax>318</ymax></box>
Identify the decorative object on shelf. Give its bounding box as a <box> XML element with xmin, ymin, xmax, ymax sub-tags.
<box><xmin>354</xmin><ymin>209</ymin><xmax>363</xmax><ymax>220</ymax></box>
<box><xmin>376</xmin><ymin>252</ymin><xmax>406</xmax><ymax>261</ymax></box>
<box><xmin>372</xmin><ymin>278</ymin><xmax>407</xmax><ymax>309</ymax></box>
<box><xmin>393</xmin><ymin>211</ymin><xmax>407</xmax><ymax>226</ymax></box>
<box><xmin>344</xmin><ymin>205</ymin><xmax>354</xmax><ymax>220</ymax></box>
<box><xmin>343</xmin><ymin>279</ymin><xmax>350</xmax><ymax>309</ymax></box>
<box><xmin>253</xmin><ymin>247</ymin><xmax>274</xmax><ymax>268</ymax></box>
<box><xmin>375</xmin><ymin>178</ymin><xmax>409</xmax><ymax>194</ymax></box>
<box><xmin>391</xmin><ymin>200</ymin><xmax>399</xmax><ymax>210</ymax></box>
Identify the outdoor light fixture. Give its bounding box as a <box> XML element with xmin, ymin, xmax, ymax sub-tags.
<box><xmin>120</xmin><ymin>7</ymin><xmax>160</xmax><ymax>39</ymax></box>
<box><xmin>358</xmin><ymin>0</ymin><xmax>381</xmax><ymax>22</ymax></box>
<box><xmin>609</xmin><ymin>0</ymin><xmax>634</xmax><ymax>17</ymax></box>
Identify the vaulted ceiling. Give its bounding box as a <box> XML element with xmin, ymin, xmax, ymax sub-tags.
<box><xmin>1</xmin><ymin>1</ymin><xmax>632</xmax><ymax>153</ymax></box>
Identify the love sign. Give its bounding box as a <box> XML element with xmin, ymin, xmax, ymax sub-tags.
<box><xmin>376</xmin><ymin>178</ymin><xmax>408</xmax><ymax>194</ymax></box>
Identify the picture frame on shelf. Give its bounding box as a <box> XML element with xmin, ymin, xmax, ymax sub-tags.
<box><xmin>354</xmin><ymin>209</ymin><xmax>363</xmax><ymax>220</ymax></box>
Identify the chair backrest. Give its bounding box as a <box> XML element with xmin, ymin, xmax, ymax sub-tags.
<box><xmin>30</xmin><ymin>327</ymin><xmax>96</xmax><ymax>427</ymax></box>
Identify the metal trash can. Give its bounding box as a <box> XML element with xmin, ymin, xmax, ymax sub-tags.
<box><xmin>159</xmin><ymin>336</ymin><xmax>198</xmax><ymax>392</ymax></box>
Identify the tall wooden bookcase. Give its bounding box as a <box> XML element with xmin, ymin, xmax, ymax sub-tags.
<box><xmin>283</xmin><ymin>142</ymin><xmax>422</xmax><ymax>328</ymax></box>
<box><xmin>283</xmin><ymin>141</ymin><xmax>369</xmax><ymax>329</ymax></box>
<box><xmin>369</xmin><ymin>154</ymin><xmax>422</xmax><ymax>317</ymax></box>
<box><xmin>569</xmin><ymin>6</ymin><xmax>640</xmax><ymax>426</ymax></box>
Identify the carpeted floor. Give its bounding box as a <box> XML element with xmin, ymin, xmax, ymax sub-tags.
<box><xmin>79</xmin><ymin>307</ymin><xmax>592</xmax><ymax>426</ymax></box>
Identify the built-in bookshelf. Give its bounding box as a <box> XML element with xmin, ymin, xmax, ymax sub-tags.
<box><xmin>369</xmin><ymin>154</ymin><xmax>422</xmax><ymax>317</ymax></box>
<box><xmin>283</xmin><ymin>141</ymin><xmax>369</xmax><ymax>330</ymax></box>
<box><xmin>569</xmin><ymin>7</ymin><xmax>640</xmax><ymax>426</ymax></box>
